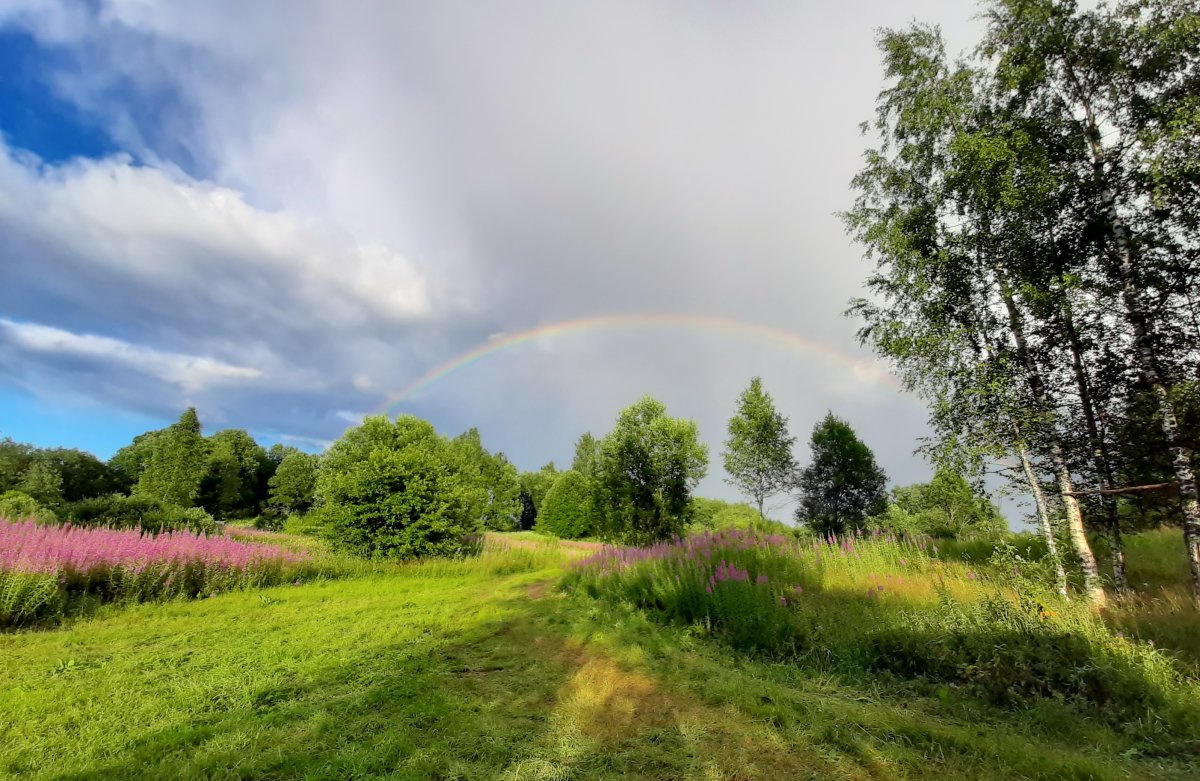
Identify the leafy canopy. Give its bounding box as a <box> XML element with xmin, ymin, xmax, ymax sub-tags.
<box><xmin>795</xmin><ymin>412</ymin><xmax>888</xmax><ymax>537</ymax></box>
<box><xmin>317</xmin><ymin>415</ymin><xmax>485</xmax><ymax>558</ymax></box>
<box><xmin>595</xmin><ymin>397</ymin><xmax>708</xmax><ymax>545</ymax></box>
<box><xmin>723</xmin><ymin>377</ymin><xmax>796</xmax><ymax>519</ymax></box>
<box><xmin>536</xmin><ymin>470</ymin><xmax>596</xmax><ymax>539</ymax></box>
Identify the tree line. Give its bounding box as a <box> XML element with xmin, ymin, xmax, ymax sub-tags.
<box><xmin>844</xmin><ymin>0</ymin><xmax>1200</xmax><ymax>602</ymax></box>
<box><xmin>0</xmin><ymin>408</ymin><xmax>320</xmax><ymax>532</ymax></box>
<box><xmin>1</xmin><ymin>383</ymin><xmax>1003</xmax><ymax>560</ymax></box>
<box><xmin>518</xmin><ymin>379</ymin><xmax>1002</xmax><ymax>547</ymax></box>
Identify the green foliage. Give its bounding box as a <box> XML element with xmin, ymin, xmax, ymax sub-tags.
<box><xmin>0</xmin><ymin>570</ymin><xmax>64</xmax><ymax>628</ymax></box>
<box><xmin>15</xmin><ymin>459</ymin><xmax>63</xmax><ymax>507</ymax></box>
<box><xmin>0</xmin><ymin>438</ymin><xmax>34</xmax><ymax>494</ymax></box>
<box><xmin>0</xmin><ymin>491</ymin><xmax>58</xmax><ymax>524</ymax></box>
<box><xmin>571</xmin><ymin>432</ymin><xmax>601</xmax><ymax>479</ymax></box>
<box><xmin>689</xmin><ymin>496</ymin><xmax>766</xmax><ymax>532</ymax></box>
<box><xmin>0</xmin><ymin>440</ymin><xmax>119</xmax><ymax>507</ymax></box>
<box><xmin>516</xmin><ymin>462</ymin><xmax>558</xmax><ymax>530</ymax></box>
<box><xmin>535</xmin><ymin>470</ymin><xmax>595</xmax><ymax>539</ymax></box>
<box><xmin>317</xmin><ymin>415</ymin><xmax>485</xmax><ymax>558</ymax></box>
<box><xmin>566</xmin><ymin>530</ymin><xmax>1200</xmax><ymax>741</ymax></box>
<box><xmin>199</xmin><ymin>429</ymin><xmax>269</xmax><ymax>520</ymax></box>
<box><xmin>35</xmin><ymin>448</ymin><xmax>121</xmax><ymax>502</ymax></box>
<box><xmin>268</xmin><ymin>449</ymin><xmax>320</xmax><ymax>514</ymax></box>
<box><xmin>795</xmin><ymin>412</ymin><xmax>888</xmax><ymax>536</ymax></box>
<box><xmin>451</xmin><ymin>428</ymin><xmax>521</xmax><ymax>531</ymax></box>
<box><xmin>107</xmin><ymin>430</ymin><xmax>159</xmax><ymax>493</ymax></box>
<box><xmin>595</xmin><ymin>397</ymin><xmax>709</xmax><ymax>545</ymax></box>
<box><xmin>134</xmin><ymin>408</ymin><xmax>209</xmax><ymax>507</ymax></box>
<box><xmin>723</xmin><ymin>377</ymin><xmax>796</xmax><ymax>518</ymax></box>
<box><xmin>881</xmin><ymin>469</ymin><xmax>1006</xmax><ymax>538</ymax></box>
<box><xmin>65</xmin><ymin>494</ymin><xmax>216</xmax><ymax>535</ymax></box>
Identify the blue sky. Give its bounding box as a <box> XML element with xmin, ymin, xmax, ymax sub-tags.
<box><xmin>0</xmin><ymin>1</ymin><xmax>1016</xmax><ymax>521</ymax></box>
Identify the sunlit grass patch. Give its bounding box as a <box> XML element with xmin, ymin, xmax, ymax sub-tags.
<box><xmin>563</xmin><ymin>527</ymin><xmax>1200</xmax><ymax>743</ymax></box>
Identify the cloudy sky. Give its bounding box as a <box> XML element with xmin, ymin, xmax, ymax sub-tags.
<box><xmin>0</xmin><ymin>1</ymin><xmax>996</xmax><ymax>519</ymax></box>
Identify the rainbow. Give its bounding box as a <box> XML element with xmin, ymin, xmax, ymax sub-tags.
<box><xmin>380</xmin><ymin>312</ymin><xmax>906</xmax><ymax>415</ymax></box>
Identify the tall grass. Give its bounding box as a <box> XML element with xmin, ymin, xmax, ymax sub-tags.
<box><xmin>563</xmin><ymin>527</ymin><xmax>1200</xmax><ymax>741</ymax></box>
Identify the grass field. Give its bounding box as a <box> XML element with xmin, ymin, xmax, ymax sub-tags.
<box><xmin>2</xmin><ymin>533</ymin><xmax>1197</xmax><ymax>780</ymax></box>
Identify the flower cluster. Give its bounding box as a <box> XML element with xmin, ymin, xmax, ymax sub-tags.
<box><xmin>1</xmin><ymin>519</ymin><xmax>307</xmax><ymax>577</ymax></box>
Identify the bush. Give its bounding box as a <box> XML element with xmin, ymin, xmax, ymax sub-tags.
<box><xmin>317</xmin><ymin>416</ymin><xmax>484</xmax><ymax>558</ymax></box>
<box><xmin>536</xmin><ymin>470</ymin><xmax>595</xmax><ymax>538</ymax></box>
<box><xmin>0</xmin><ymin>491</ymin><xmax>58</xmax><ymax>524</ymax></box>
<box><xmin>64</xmin><ymin>494</ymin><xmax>217</xmax><ymax>535</ymax></box>
<box><xmin>253</xmin><ymin>509</ymin><xmax>287</xmax><ymax>531</ymax></box>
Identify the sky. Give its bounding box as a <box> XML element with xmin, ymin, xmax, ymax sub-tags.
<box><xmin>0</xmin><ymin>1</ymin><xmax>1009</xmax><ymax>521</ymax></box>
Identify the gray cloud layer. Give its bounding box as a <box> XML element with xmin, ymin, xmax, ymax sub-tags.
<box><xmin>0</xmin><ymin>1</ymin><xmax>989</xmax><ymax>516</ymax></box>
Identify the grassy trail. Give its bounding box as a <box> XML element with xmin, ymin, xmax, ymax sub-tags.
<box><xmin>1</xmin><ymin>551</ymin><xmax>1194</xmax><ymax>780</ymax></box>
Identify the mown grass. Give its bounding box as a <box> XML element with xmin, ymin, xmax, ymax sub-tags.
<box><xmin>2</xmin><ymin>535</ymin><xmax>1197</xmax><ymax>780</ymax></box>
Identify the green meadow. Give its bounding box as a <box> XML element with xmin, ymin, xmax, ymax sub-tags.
<box><xmin>3</xmin><ymin>531</ymin><xmax>1198</xmax><ymax>781</ymax></box>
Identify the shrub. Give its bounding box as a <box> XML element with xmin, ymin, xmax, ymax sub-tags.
<box><xmin>0</xmin><ymin>491</ymin><xmax>58</xmax><ymax>524</ymax></box>
<box><xmin>536</xmin><ymin>470</ymin><xmax>595</xmax><ymax>538</ymax></box>
<box><xmin>64</xmin><ymin>494</ymin><xmax>216</xmax><ymax>535</ymax></box>
<box><xmin>317</xmin><ymin>416</ymin><xmax>484</xmax><ymax>558</ymax></box>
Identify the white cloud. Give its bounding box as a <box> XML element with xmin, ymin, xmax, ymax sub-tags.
<box><xmin>0</xmin><ymin>1</ymin><xmax>993</xmax><ymax>508</ymax></box>
<box><xmin>0</xmin><ymin>318</ymin><xmax>261</xmax><ymax>391</ymax></box>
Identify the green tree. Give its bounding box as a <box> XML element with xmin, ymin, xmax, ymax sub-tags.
<box><xmin>268</xmin><ymin>450</ymin><xmax>320</xmax><ymax>514</ymax></box>
<box><xmin>451</xmin><ymin>428</ymin><xmax>522</xmax><ymax>531</ymax></box>
<box><xmin>16</xmin><ymin>460</ymin><xmax>63</xmax><ymax>507</ymax></box>
<box><xmin>317</xmin><ymin>415</ymin><xmax>484</xmax><ymax>558</ymax></box>
<box><xmin>34</xmin><ymin>448</ymin><xmax>120</xmax><ymax>503</ymax></box>
<box><xmin>517</xmin><ymin>462</ymin><xmax>558</xmax><ymax>530</ymax></box>
<box><xmin>843</xmin><ymin>17</ymin><xmax>1110</xmax><ymax>601</ymax></box>
<box><xmin>199</xmin><ymin>429</ymin><xmax>268</xmax><ymax>519</ymax></box>
<box><xmin>722</xmin><ymin>377</ymin><xmax>796</xmax><ymax>520</ymax></box>
<box><xmin>0</xmin><ymin>438</ymin><xmax>35</xmax><ymax>493</ymax></box>
<box><xmin>536</xmin><ymin>470</ymin><xmax>595</xmax><ymax>538</ymax></box>
<box><xmin>108</xmin><ymin>431</ymin><xmax>161</xmax><ymax>493</ymax></box>
<box><xmin>795</xmin><ymin>413</ymin><xmax>887</xmax><ymax>537</ymax></box>
<box><xmin>571</xmin><ymin>433</ymin><xmax>602</xmax><ymax>479</ymax></box>
<box><xmin>134</xmin><ymin>408</ymin><xmax>209</xmax><ymax>507</ymax></box>
<box><xmin>979</xmin><ymin>0</ymin><xmax>1200</xmax><ymax>598</ymax></box>
<box><xmin>883</xmin><ymin>469</ymin><xmax>1006</xmax><ymax>538</ymax></box>
<box><xmin>595</xmin><ymin>397</ymin><xmax>708</xmax><ymax>545</ymax></box>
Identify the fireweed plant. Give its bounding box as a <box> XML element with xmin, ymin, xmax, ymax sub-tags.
<box><xmin>0</xmin><ymin>519</ymin><xmax>326</xmax><ymax>628</ymax></box>
<box><xmin>562</xmin><ymin>527</ymin><xmax>1200</xmax><ymax>739</ymax></box>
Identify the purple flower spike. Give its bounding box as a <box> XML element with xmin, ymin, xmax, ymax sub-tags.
<box><xmin>755</xmin><ymin>574</ymin><xmax>769</xmax><ymax>585</ymax></box>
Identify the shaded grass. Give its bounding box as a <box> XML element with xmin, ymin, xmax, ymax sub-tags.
<box><xmin>1092</xmin><ymin>527</ymin><xmax>1200</xmax><ymax>677</ymax></box>
<box><xmin>1</xmin><ymin>538</ymin><xmax>1195</xmax><ymax>780</ymax></box>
